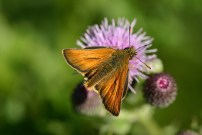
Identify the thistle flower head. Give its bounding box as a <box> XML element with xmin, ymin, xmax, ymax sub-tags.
<box><xmin>72</xmin><ymin>83</ymin><xmax>102</xmax><ymax>115</ymax></box>
<box><xmin>143</xmin><ymin>73</ymin><xmax>177</xmax><ymax>107</ymax></box>
<box><xmin>77</xmin><ymin>18</ymin><xmax>156</xmax><ymax>83</ymax></box>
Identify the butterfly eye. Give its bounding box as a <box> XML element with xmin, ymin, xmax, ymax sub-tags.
<box><xmin>124</xmin><ymin>47</ymin><xmax>129</xmax><ymax>50</ymax></box>
<box><xmin>129</xmin><ymin>54</ymin><xmax>134</xmax><ymax>60</ymax></box>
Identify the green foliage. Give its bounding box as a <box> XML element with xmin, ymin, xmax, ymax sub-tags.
<box><xmin>0</xmin><ymin>0</ymin><xmax>202</xmax><ymax>134</ymax></box>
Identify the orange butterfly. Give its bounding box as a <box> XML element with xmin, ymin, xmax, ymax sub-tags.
<box><xmin>63</xmin><ymin>46</ymin><xmax>137</xmax><ymax>116</ymax></box>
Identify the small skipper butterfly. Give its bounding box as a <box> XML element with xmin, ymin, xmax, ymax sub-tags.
<box><xmin>63</xmin><ymin>27</ymin><xmax>149</xmax><ymax>116</ymax></box>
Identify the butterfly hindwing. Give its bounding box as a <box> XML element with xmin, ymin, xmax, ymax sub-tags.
<box><xmin>94</xmin><ymin>64</ymin><xmax>129</xmax><ymax>116</ymax></box>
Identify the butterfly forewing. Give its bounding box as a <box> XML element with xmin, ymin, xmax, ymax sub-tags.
<box><xmin>63</xmin><ymin>48</ymin><xmax>115</xmax><ymax>76</ymax></box>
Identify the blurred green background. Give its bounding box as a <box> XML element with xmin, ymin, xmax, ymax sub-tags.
<box><xmin>0</xmin><ymin>0</ymin><xmax>202</xmax><ymax>135</ymax></box>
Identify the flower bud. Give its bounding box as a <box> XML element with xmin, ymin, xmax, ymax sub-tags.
<box><xmin>71</xmin><ymin>83</ymin><xmax>102</xmax><ymax>115</ymax></box>
<box><xmin>143</xmin><ymin>73</ymin><xmax>177</xmax><ymax>107</ymax></box>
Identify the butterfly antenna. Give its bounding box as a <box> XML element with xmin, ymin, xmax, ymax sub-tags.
<box><xmin>129</xmin><ymin>26</ymin><xmax>131</xmax><ymax>47</ymax></box>
<box><xmin>136</xmin><ymin>44</ymin><xmax>150</xmax><ymax>52</ymax></box>
<box><xmin>128</xmin><ymin>26</ymin><xmax>151</xmax><ymax>69</ymax></box>
<box><xmin>135</xmin><ymin>56</ymin><xmax>151</xmax><ymax>69</ymax></box>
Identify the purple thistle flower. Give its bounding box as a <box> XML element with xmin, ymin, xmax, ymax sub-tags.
<box><xmin>77</xmin><ymin>18</ymin><xmax>156</xmax><ymax>86</ymax></box>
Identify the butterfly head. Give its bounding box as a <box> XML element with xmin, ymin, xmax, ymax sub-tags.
<box><xmin>124</xmin><ymin>47</ymin><xmax>137</xmax><ymax>60</ymax></box>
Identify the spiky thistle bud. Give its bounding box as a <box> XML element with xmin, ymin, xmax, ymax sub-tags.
<box><xmin>143</xmin><ymin>73</ymin><xmax>177</xmax><ymax>107</ymax></box>
<box><xmin>71</xmin><ymin>83</ymin><xmax>102</xmax><ymax>115</ymax></box>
